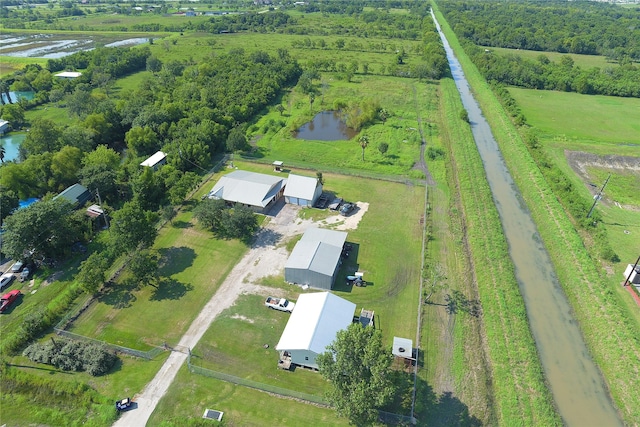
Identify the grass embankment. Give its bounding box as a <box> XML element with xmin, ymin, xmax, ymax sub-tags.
<box><xmin>433</xmin><ymin>3</ymin><xmax>640</xmax><ymax>423</ymax></box>
<box><xmin>418</xmin><ymin>83</ymin><xmax>494</xmax><ymax>424</ymax></box>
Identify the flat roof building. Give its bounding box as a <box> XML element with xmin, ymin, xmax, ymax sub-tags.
<box><xmin>208</xmin><ymin>170</ymin><xmax>286</xmax><ymax>214</ymax></box>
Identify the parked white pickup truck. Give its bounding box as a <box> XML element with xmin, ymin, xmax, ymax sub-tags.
<box><xmin>265</xmin><ymin>296</ymin><xmax>295</xmax><ymax>312</ymax></box>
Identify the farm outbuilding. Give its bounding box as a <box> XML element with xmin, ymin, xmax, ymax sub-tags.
<box><xmin>285</xmin><ymin>227</ymin><xmax>347</xmax><ymax>290</ymax></box>
<box><xmin>0</xmin><ymin>120</ymin><xmax>9</xmax><ymax>135</ymax></box>
<box><xmin>140</xmin><ymin>151</ymin><xmax>167</xmax><ymax>170</ymax></box>
<box><xmin>207</xmin><ymin>170</ymin><xmax>286</xmax><ymax>214</ymax></box>
<box><xmin>276</xmin><ymin>292</ymin><xmax>356</xmax><ymax>370</ymax></box>
<box><xmin>54</xmin><ymin>184</ymin><xmax>93</xmax><ymax>209</ymax></box>
<box><xmin>283</xmin><ymin>173</ymin><xmax>322</xmax><ymax>207</ymax></box>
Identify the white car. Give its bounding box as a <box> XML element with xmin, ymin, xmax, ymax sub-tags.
<box><xmin>0</xmin><ymin>273</ymin><xmax>15</xmax><ymax>290</ymax></box>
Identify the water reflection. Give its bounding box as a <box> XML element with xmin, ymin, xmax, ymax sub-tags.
<box><xmin>294</xmin><ymin>111</ymin><xmax>358</xmax><ymax>141</ymax></box>
<box><xmin>0</xmin><ymin>133</ymin><xmax>26</xmax><ymax>162</ymax></box>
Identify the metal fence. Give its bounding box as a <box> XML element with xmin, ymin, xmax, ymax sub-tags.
<box><xmin>187</xmin><ymin>356</ymin><xmax>329</xmax><ymax>406</ymax></box>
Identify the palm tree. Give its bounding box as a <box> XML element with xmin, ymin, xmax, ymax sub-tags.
<box><xmin>358</xmin><ymin>134</ymin><xmax>369</xmax><ymax>161</ymax></box>
<box><xmin>0</xmin><ymin>145</ymin><xmax>5</xmax><ymax>163</ymax></box>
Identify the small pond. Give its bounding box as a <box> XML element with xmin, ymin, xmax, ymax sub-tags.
<box><xmin>0</xmin><ymin>133</ymin><xmax>26</xmax><ymax>162</ymax></box>
<box><xmin>294</xmin><ymin>111</ymin><xmax>358</xmax><ymax>141</ymax></box>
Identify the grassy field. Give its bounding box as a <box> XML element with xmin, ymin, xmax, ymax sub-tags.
<box><xmin>0</xmin><ymin>56</ymin><xmax>47</xmax><ymax>77</ymax></box>
<box><xmin>433</xmin><ymin>3</ymin><xmax>640</xmax><ymax>423</ymax></box>
<box><xmin>489</xmin><ymin>46</ymin><xmax>617</xmax><ymax>69</ymax></box>
<box><xmin>68</xmin><ymin>203</ymin><xmax>248</xmax><ymax>349</ymax></box>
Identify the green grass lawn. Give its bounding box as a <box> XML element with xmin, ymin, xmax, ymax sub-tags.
<box><xmin>148</xmin><ymin>364</ymin><xmax>349</xmax><ymax>427</ymax></box>
<box><xmin>509</xmin><ymin>87</ymin><xmax>640</xmax><ymax>146</ymax></box>
<box><xmin>68</xmin><ymin>206</ymin><xmax>248</xmax><ymax>349</ymax></box>
<box><xmin>489</xmin><ymin>46</ymin><xmax>617</xmax><ymax>69</ymax></box>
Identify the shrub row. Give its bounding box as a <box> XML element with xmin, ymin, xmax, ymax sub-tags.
<box><xmin>23</xmin><ymin>338</ymin><xmax>118</xmax><ymax>376</ymax></box>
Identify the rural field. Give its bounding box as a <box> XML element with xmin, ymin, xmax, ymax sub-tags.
<box><xmin>2</xmin><ymin>1</ymin><xmax>639</xmax><ymax>426</ymax></box>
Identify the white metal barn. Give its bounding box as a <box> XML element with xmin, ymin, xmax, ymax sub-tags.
<box><xmin>285</xmin><ymin>227</ymin><xmax>347</xmax><ymax>290</ymax></box>
<box><xmin>283</xmin><ymin>173</ymin><xmax>323</xmax><ymax>207</ymax></box>
<box><xmin>140</xmin><ymin>151</ymin><xmax>167</xmax><ymax>170</ymax></box>
<box><xmin>276</xmin><ymin>292</ymin><xmax>356</xmax><ymax>370</ymax></box>
<box><xmin>207</xmin><ymin>170</ymin><xmax>287</xmax><ymax>213</ymax></box>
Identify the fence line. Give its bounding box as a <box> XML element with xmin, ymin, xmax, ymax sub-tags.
<box><xmin>187</xmin><ymin>355</ymin><xmax>329</xmax><ymax>406</ymax></box>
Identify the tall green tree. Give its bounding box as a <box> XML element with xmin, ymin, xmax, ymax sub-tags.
<box><xmin>22</xmin><ymin>118</ymin><xmax>62</xmax><ymax>155</ymax></box>
<box><xmin>2</xmin><ymin>198</ymin><xmax>81</xmax><ymax>261</ymax></box>
<box><xmin>128</xmin><ymin>249</ymin><xmax>159</xmax><ymax>288</ymax></box>
<box><xmin>77</xmin><ymin>252</ymin><xmax>109</xmax><ymax>294</ymax></box>
<box><xmin>317</xmin><ymin>323</ymin><xmax>396</xmax><ymax>426</ymax></box>
<box><xmin>109</xmin><ymin>201</ymin><xmax>158</xmax><ymax>253</ymax></box>
<box><xmin>0</xmin><ymin>186</ymin><xmax>19</xmax><ymax>224</ymax></box>
<box><xmin>358</xmin><ymin>134</ymin><xmax>369</xmax><ymax>161</ymax></box>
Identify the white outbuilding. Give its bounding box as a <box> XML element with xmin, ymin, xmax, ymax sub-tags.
<box><xmin>283</xmin><ymin>173</ymin><xmax>322</xmax><ymax>207</ymax></box>
<box><xmin>140</xmin><ymin>151</ymin><xmax>167</xmax><ymax>170</ymax></box>
<box><xmin>276</xmin><ymin>292</ymin><xmax>356</xmax><ymax>370</ymax></box>
<box><xmin>54</xmin><ymin>71</ymin><xmax>82</xmax><ymax>79</ymax></box>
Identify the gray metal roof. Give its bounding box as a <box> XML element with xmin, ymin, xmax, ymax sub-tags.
<box><xmin>54</xmin><ymin>184</ymin><xmax>92</xmax><ymax>207</ymax></box>
<box><xmin>285</xmin><ymin>227</ymin><xmax>347</xmax><ymax>276</ymax></box>
<box><xmin>283</xmin><ymin>173</ymin><xmax>320</xmax><ymax>201</ymax></box>
<box><xmin>208</xmin><ymin>170</ymin><xmax>286</xmax><ymax>208</ymax></box>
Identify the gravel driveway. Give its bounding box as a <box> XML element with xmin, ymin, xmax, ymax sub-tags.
<box><xmin>113</xmin><ymin>201</ymin><xmax>367</xmax><ymax>426</ymax></box>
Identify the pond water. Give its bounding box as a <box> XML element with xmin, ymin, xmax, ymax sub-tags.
<box><xmin>0</xmin><ymin>34</ymin><xmax>150</xmax><ymax>59</ymax></box>
<box><xmin>1</xmin><ymin>91</ymin><xmax>34</xmax><ymax>104</ymax></box>
<box><xmin>294</xmin><ymin>111</ymin><xmax>358</xmax><ymax>141</ymax></box>
<box><xmin>0</xmin><ymin>133</ymin><xmax>25</xmax><ymax>162</ymax></box>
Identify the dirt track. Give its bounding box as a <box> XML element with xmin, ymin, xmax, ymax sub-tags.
<box><xmin>113</xmin><ymin>202</ymin><xmax>366</xmax><ymax>426</ymax></box>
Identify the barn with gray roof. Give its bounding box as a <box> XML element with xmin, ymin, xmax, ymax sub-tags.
<box><xmin>283</xmin><ymin>173</ymin><xmax>322</xmax><ymax>207</ymax></box>
<box><xmin>207</xmin><ymin>170</ymin><xmax>286</xmax><ymax>214</ymax></box>
<box><xmin>285</xmin><ymin>227</ymin><xmax>347</xmax><ymax>290</ymax></box>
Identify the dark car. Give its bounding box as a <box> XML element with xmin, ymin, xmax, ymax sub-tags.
<box><xmin>339</xmin><ymin>203</ymin><xmax>355</xmax><ymax>216</ymax></box>
<box><xmin>115</xmin><ymin>397</ymin><xmax>132</xmax><ymax>411</ymax></box>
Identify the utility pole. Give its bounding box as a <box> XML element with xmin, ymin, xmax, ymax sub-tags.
<box><xmin>587</xmin><ymin>173</ymin><xmax>611</xmax><ymax>219</ymax></box>
<box><xmin>95</xmin><ymin>188</ymin><xmax>109</xmax><ymax>229</ymax></box>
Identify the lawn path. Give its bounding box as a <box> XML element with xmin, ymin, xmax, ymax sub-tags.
<box><xmin>113</xmin><ymin>202</ymin><xmax>366</xmax><ymax>426</ymax></box>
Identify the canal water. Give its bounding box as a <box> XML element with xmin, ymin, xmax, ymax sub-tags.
<box><xmin>431</xmin><ymin>11</ymin><xmax>622</xmax><ymax>427</ymax></box>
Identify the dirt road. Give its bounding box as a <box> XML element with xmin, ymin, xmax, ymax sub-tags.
<box><xmin>113</xmin><ymin>202</ymin><xmax>366</xmax><ymax>426</ymax></box>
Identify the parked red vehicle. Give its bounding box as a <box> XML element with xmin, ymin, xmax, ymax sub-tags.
<box><xmin>0</xmin><ymin>289</ymin><xmax>21</xmax><ymax>313</ymax></box>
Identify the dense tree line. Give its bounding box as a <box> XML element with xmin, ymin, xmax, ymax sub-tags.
<box><xmin>470</xmin><ymin>48</ymin><xmax>640</xmax><ymax>97</ymax></box>
<box><xmin>439</xmin><ymin>0</ymin><xmax>640</xmax><ymax>61</ymax></box>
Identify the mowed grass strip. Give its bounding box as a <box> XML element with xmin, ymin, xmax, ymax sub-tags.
<box><xmin>148</xmin><ymin>365</ymin><xmax>349</xmax><ymax>427</ymax></box>
<box><xmin>434</xmin><ymin>5</ymin><xmax>640</xmax><ymax>423</ymax></box>
<box><xmin>509</xmin><ymin>87</ymin><xmax>640</xmax><ymax>144</ymax></box>
<box><xmin>489</xmin><ymin>46</ymin><xmax>616</xmax><ymax>69</ymax></box>
<box><xmin>438</xmin><ymin>75</ymin><xmax>559</xmax><ymax>426</ymax></box>
<box><xmin>68</xmin><ymin>207</ymin><xmax>248</xmax><ymax>349</ymax></box>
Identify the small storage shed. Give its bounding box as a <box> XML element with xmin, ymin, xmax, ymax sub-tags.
<box><xmin>207</xmin><ymin>170</ymin><xmax>286</xmax><ymax>214</ymax></box>
<box><xmin>140</xmin><ymin>151</ymin><xmax>167</xmax><ymax>170</ymax></box>
<box><xmin>54</xmin><ymin>184</ymin><xmax>93</xmax><ymax>209</ymax></box>
<box><xmin>285</xmin><ymin>227</ymin><xmax>347</xmax><ymax>290</ymax></box>
<box><xmin>276</xmin><ymin>292</ymin><xmax>356</xmax><ymax>370</ymax></box>
<box><xmin>284</xmin><ymin>174</ymin><xmax>323</xmax><ymax>207</ymax></box>
<box><xmin>54</xmin><ymin>71</ymin><xmax>82</xmax><ymax>79</ymax></box>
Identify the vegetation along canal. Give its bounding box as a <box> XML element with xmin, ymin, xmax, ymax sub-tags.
<box><xmin>432</xmin><ymin>11</ymin><xmax>622</xmax><ymax>427</ymax></box>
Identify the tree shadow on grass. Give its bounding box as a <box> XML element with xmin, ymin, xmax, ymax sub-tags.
<box><xmin>98</xmin><ymin>281</ymin><xmax>137</xmax><ymax>309</ymax></box>
<box><xmin>171</xmin><ymin>219</ymin><xmax>192</xmax><ymax>229</ymax></box>
<box><xmin>157</xmin><ymin>246</ymin><xmax>196</xmax><ymax>277</ymax></box>
<box><xmin>149</xmin><ymin>278</ymin><xmax>193</xmax><ymax>301</ymax></box>
<box><xmin>411</xmin><ymin>376</ymin><xmax>482</xmax><ymax>427</ymax></box>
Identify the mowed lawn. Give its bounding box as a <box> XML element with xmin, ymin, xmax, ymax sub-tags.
<box><xmin>69</xmin><ymin>207</ymin><xmax>248</xmax><ymax>349</ymax></box>
<box><xmin>490</xmin><ymin>46</ymin><xmax>616</xmax><ymax>69</ymax></box>
<box><xmin>509</xmin><ymin>87</ymin><xmax>640</xmax><ymax>145</ymax></box>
